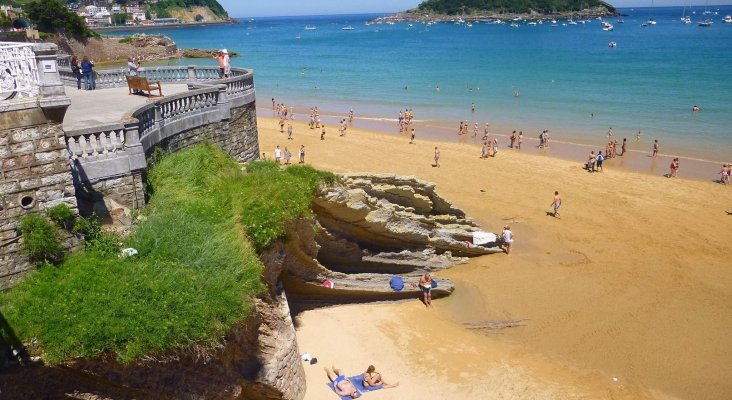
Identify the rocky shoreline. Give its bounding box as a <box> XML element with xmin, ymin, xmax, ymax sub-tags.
<box><xmin>371</xmin><ymin>6</ymin><xmax>620</xmax><ymax>23</ymax></box>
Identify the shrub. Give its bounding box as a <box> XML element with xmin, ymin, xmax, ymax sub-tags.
<box><xmin>47</xmin><ymin>204</ymin><xmax>74</xmax><ymax>230</ymax></box>
<box><xmin>18</xmin><ymin>213</ymin><xmax>63</xmax><ymax>264</ymax></box>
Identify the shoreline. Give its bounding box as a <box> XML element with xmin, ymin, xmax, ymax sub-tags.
<box><xmin>256</xmin><ymin>104</ymin><xmax>727</xmax><ymax>183</ymax></box>
<box><xmin>256</xmin><ymin>114</ymin><xmax>732</xmax><ymax>400</ymax></box>
<box><xmin>92</xmin><ymin>20</ymin><xmax>234</xmax><ymax>32</ymax></box>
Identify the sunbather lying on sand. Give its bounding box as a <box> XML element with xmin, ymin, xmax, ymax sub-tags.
<box><xmin>325</xmin><ymin>366</ymin><xmax>361</xmax><ymax>398</ymax></box>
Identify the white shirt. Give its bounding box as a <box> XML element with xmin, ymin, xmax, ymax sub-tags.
<box><xmin>274</xmin><ymin>148</ymin><xmax>281</xmax><ymax>159</ymax></box>
<box><xmin>502</xmin><ymin>229</ymin><xmax>513</xmax><ymax>243</ymax></box>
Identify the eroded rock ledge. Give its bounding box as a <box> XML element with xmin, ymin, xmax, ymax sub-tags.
<box><xmin>265</xmin><ymin>173</ymin><xmax>502</xmax><ymax>308</ymax></box>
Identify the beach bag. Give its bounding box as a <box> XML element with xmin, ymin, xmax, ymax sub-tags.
<box><xmin>389</xmin><ymin>276</ymin><xmax>404</xmax><ymax>292</ymax></box>
<box><xmin>431</xmin><ymin>279</ymin><xmax>438</xmax><ymax>289</ymax></box>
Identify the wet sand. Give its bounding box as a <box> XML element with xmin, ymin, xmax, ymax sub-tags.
<box><xmin>257</xmin><ymin>105</ymin><xmax>728</xmax><ymax>182</ymax></box>
<box><xmin>257</xmin><ymin>115</ymin><xmax>732</xmax><ymax>400</ymax></box>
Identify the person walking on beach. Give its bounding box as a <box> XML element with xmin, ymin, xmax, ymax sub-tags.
<box><xmin>287</xmin><ymin>124</ymin><xmax>293</xmax><ymax>140</ymax></box>
<box><xmin>284</xmin><ymin>147</ymin><xmax>292</xmax><ymax>165</ymax></box>
<box><xmin>410</xmin><ymin>128</ymin><xmax>415</xmax><ymax>144</ymax></box>
<box><xmin>587</xmin><ymin>150</ymin><xmax>596</xmax><ymax>172</ymax></box>
<box><xmin>550</xmin><ymin>191</ymin><xmax>562</xmax><ymax>219</ymax></box>
<box><xmin>652</xmin><ymin>140</ymin><xmax>659</xmax><ymax>157</ymax></box>
<box><xmin>718</xmin><ymin>164</ymin><xmax>730</xmax><ymax>185</ymax></box>
<box><xmin>298</xmin><ymin>145</ymin><xmax>305</xmax><ymax>164</ymax></box>
<box><xmin>621</xmin><ymin>138</ymin><xmax>627</xmax><ymax>156</ymax></box>
<box><xmin>482</xmin><ymin>123</ymin><xmax>489</xmax><ymax>141</ymax></box>
<box><xmin>518</xmin><ymin>131</ymin><xmax>523</xmax><ymax>150</ymax></box>
<box><xmin>608</xmin><ymin>126</ymin><xmax>614</xmax><ymax>138</ymax></box>
<box><xmin>510</xmin><ymin>131</ymin><xmax>517</xmax><ymax>148</ymax></box>
<box><xmin>473</xmin><ymin>122</ymin><xmax>478</xmax><ymax>137</ymax></box>
<box><xmin>481</xmin><ymin>142</ymin><xmax>489</xmax><ymax>159</ymax></box>
<box><xmin>320</xmin><ymin>125</ymin><xmax>326</xmax><ymax>140</ymax></box>
<box><xmin>596</xmin><ymin>151</ymin><xmax>605</xmax><ymax>172</ymax></box>
<box><xmin>636</xmin><ymin>131</ymin><xmax>642</xmax><ymax>142</ymax></box>
<box><xmin>434</xmin><ymin>147</ymin><xmax>440</xmax><ymax>167</ymax></box>
<box><xmin>492</xmin><ymin>138</ymin><xmax>499</xmax><ymax>157</ymax></box>
<box><xmin>502</xmin><ymin>226</ymin><xmax>513</xmax><ymax>255</ymax></box>
<box><xmin>418</xmin><ymin>273</ymin><xmax>433</xmax><ymax>307</ymax></box>
<box><xmin>669</xmin><ymin>158</ymin><xmax>679</xmax><ymax>178</ymax></box>
<box><xmin>274</xmin><ymin>146</ymin><xmax>282</xmax><ymax>164</ymax></box>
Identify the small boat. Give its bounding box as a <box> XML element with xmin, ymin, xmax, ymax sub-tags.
<box><xmin>341</xmin><ymin>26</ymin><xmax>355</xmax><ymax>30</ymax></box>
<box><xmin>681</xmin><ymin>16</ymin><xmax>692</xmax><ymax>24</ymax></box>
<box><xmin>723</xmin><ymin>15</ymin><xmax>732</xmax><ymax>23</ymax></box>
<box><xmin>510</xmin><ymin>22</ymin><xmax>519</xmax><ymax>28</ymax></box>
<box><xmin>647</xmin><ymin>18</ymin><xmax>657</xmax><ymax>25</ymax></box>
<box><xmin>602</xmin><ymin>21</ymin><xmax>614</xmax><ymax>31</ymax></box>
<box><xmin>698</xmin><ymin>19</ymin><xmax>713</xmax><ymax>26</ymax></box>
<box><xmin>304</xmin><ymin>25</ymin><xmax>317</xmax><ymax>30</ymax></box>
<box><xmin>568</xmin><ymin>19</ymin><xmax>578</xmax><ymax>25</ymax></box>
<box><xmin>551</xmin><ymin>19</ymin><xmax>558</xmax><ymax>24</ymax></box>
<box><xmin>608</xmin><ymin>41</ymin><xmax>617</xmax><ymax>47</ymax></box>
<box><xmin>616</xmin><ymin>18</ymin><xmax>624</xmax><ymax>23</ymax></box>
<box><xmin>295</xmin><ymin>34</ymin><xmax>301</xmax><ymax>39</ymax></box>
<box><xmin>528</xmin><ymin>21</ymin><xmax>537</xmax><ymax>26</ymax></box>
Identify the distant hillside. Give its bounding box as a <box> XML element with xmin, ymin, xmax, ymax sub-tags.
<box><xmin>416</xmin><ymin>0</ymin><xmax>616</xmax><ymax>15</ymax></box>
<box><xmin>145</xmin><ymin>0</ymin><xmax>229</xmax><ymax>20</ymax></box>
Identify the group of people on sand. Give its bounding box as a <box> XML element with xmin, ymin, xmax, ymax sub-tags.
<box><xmin>325</xmin><ymin>365</ymin><xmax>399</xmax><ymax>398</ymax></box>
<box><xmin>398</xmin><ymin>109</ymin><xmax>414</xmax><ymax>132</ymax></box>
<box><xmin>267</xmin><ymin>144</ymin><xmax>305</xmax><ymax>165</ymax></box>
<box><xmin>719</xmin><ymin>164</ymin><xmax>731</xmax><ymax>185</ymax></box>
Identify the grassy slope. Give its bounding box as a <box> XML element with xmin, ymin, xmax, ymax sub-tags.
<box><xmin>0</xmin><ymin>143</ymin><xmax>333</xmax><ymax>364</ymax></box>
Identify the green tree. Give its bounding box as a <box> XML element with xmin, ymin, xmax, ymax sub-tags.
<box><xmin>25</xmin><ymin>0</ymin><xmax>93</xmax><ymax>36</ymax></box>
<box><xmin>112</xmin><ymin>13</ymin><xmax>127</xmax><ymax>25</ymax></box>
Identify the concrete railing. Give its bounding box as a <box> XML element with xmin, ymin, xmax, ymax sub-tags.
<box><xmin>63</xmin><ymin>65</ymin><xmax>255</xmax><ymax>183</ymax></box>
<box><xmin>56</xmin><ymin>55</ymin><xmax>250</xmax><ymax>89</ymax></box>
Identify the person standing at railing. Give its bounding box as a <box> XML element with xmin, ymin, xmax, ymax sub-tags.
<box><xmin>213</xmin><ymin>49</ymin><xmax>227</xmax><ymax>78</ymax></box>
<box><xmin>70</xmin><ymin>56</ymin><xmax>82</xmax><ymax>90</ymax></box>
<box><xmin>81</xmin><ymin>56</ymin><xmax>95</xmax><ymax>90</ymax></box>
<box><xmin>127</xmin><ymin>56</ymin><xmax>141</xmax><ymax>94</ymax></box>
<box><xmin>223</xmin><ymin>49</ymin><xmax>231</xmax><ymax>78</ymax></box>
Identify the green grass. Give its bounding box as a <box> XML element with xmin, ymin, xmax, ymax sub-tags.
<box><xmin>0</xmin><ymin>143</ymin><xmax>335</xmax><ymax>364</ymax></box>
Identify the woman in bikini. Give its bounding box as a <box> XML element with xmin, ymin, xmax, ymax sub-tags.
<box><xmin>363</xmin><ymin>365</ymin><xmax>399</xmax><ymax>389</ymax></box>
<box><xmin>419</xmin><ymin>273</ymin><xmax>433</xmax><ymax>307</ymax></box>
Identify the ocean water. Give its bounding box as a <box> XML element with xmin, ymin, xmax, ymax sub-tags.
<box><xmin>110</xmin><ymin>6</ymin><xmax>732</xmax><ymax>162</ymax></box>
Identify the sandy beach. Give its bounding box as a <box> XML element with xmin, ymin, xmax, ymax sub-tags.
<box><xmin>257</xmin><ymin>114</ymin><xmax>732</xmax><ymax>400</ymax></box>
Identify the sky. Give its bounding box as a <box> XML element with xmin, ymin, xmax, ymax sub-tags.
<box><xmin>221</xmin><ymin>0</ymin><xmax>732</xmax><ymax>17</ymax></box>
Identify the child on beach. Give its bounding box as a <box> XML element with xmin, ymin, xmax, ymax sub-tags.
<box><xmin>510</xmin><ymin>131</ymin><xmax>517</xmax><ymax>148</ymax></box>
<box><xmin>587</xmin><ymin>150</ymin><xmax>596</xmax><ymax>172</ymax></box>
<box><xmin>298</xmin><ymin>145</ymin><xmax>305</xmax><ymax>164</ymax></box>
<box><xmin>502</xmin><ymin>226</ymin><xmax>513</xmax><ymax>255</ymax></box>
<box><xmin>621</xmin><ymin>138</ymin><xmax>627</xmax><ymax>156</ymax></box>
<box><xmin>669</xmin><ymin>158</ymin><xmax>679</xmax><ymax>178</ymax></box>
<box><xmin>410</xmin><ymin>128</ymin><xmax>415</xmax><ymax>144</ymax></box>
<box><xmin>596</xmin><ymin>151</ymin><xmax>605</xmax><ymax>172</ymax></box>
<box><xmin>481</xmin><ymin>142</ymin><xmax>489</xmax><ymax>158</ymax></box>
<box><xmin>492</xmin><ymin>138</ymin><xmax>499</xmax><ymax>156</ymax></box>
<box><xmin>550</xmin><ymin>191</ymin><xmax>562</xmax><ymax>219</ymax></box>
<box><xmin>284</xmin><ymin>147</ymin><xmax>292</xmax><ymax>165</ymax></box>
<box><xmin>287</xmin><ymin>124</ymin><xmax>293</xmax><ymax>140</ymax></box>
<box><xmin>652</xmin><ymin>140</ymin><xmax>659</xmax><ymax>157</ymax></box>
<box><xmin>718</xmin><ymin>164</ymin><xmax>730</xmax><ymax>184</ymax></box>
<box><xmin>434</xmin><ymin>147</ymin><xmax>440</xmax><ymax>168</ymax></box>
<box><xmin>321</xmin><ymin>125</ymin><xmax>326</xmax><ymax>140</ymax></box>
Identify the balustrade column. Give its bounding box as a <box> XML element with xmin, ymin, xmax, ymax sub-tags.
<box><xmin>217</xmin><ymin>84</ymin><xmax>231</xmax><ymax>121</ymax></box>
<box><xmin>187</xmin><ymin>66</ymin><xmax>196</xmax><ymax>81</ymax></box>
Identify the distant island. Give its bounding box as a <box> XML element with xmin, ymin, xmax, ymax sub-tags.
<box><xmin>376</xmin><ymin>0</ymin><xmax>620</xmax><ymax>22</ymax></box>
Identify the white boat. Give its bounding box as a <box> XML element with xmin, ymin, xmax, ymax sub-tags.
<box><xmin>681</xmin><ymin>16</ymin><xmax>692</xmax><ymax>24</ymax></box>
<box><xmin>602</xmin><ymin>21</ymin><xmax>614</xmax><ymax>31</ymax></box>
<box><xmin>528</xmin><ymin>21</ymin><xmax>537</xmax><ymax>26</ymax></box>
<box><xmin>341</xmin><ymin>26</ymin><xmax>355</xmax><ymax>30</ymax></box>
<box><xmin>698</xmin><ymin>19</ymin><xmax>713</xmax><ymax>26</ymax></box>
<box><xmin>616</xmin><ymin>18</ymin><xmax>624</xmax><ymax>23</ymax></box>
<box><xmin>647</xmin><ymin>18</ymin><xmax>657</xmax><ymax>25</ymax></box>
<box><xmin>551</xmin><ymin>19</ymin><xmax>558</xmax><ymax>24</ymax></box>
<box><xmin>510</xmin><ymin>22</ymin><xmax>519</xmax><ymax>28</ymax></box>
<box><xmin>568</xmin><ymin>19</ymin><xmax>578</xmax><ymax>25</ymax></box>
<box><xmin>304</xmin><ymin>25</ymin><xmax>317</xmax><ymax>30</ymax></box>
<box><xmin>723</xmin><ymin>15</ymin><xmax>732</xmax><ymax>23</ymax></box>
<box><xmin>608</xmin><ymin>41</ymin><xmax>617</xmax><ymax>47</ymax></box>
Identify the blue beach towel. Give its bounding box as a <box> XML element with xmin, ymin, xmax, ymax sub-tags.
<box><xmin>389</xmin><ymin>276</ymin><xmax>404</xmax><ymax>291</ymax></box>
<box><xmin>327</xmin><ymin>374</ymin><xmax>383</xmax><ymax>399</ymax></box>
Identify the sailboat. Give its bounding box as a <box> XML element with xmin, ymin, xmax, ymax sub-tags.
<box><xmin>647</xmin><ymin>0</ymin><xmax>657</xmax><ymax>25</ymax></box>
<box><xmin>681</xmin><ymin>1</ymin><xmax>692</xmax><ymax>24</ymax></box>
<box><xmin>698</xmin><ymin>0</ymin><xmax>713</xmax><ymax>26</ymax></box>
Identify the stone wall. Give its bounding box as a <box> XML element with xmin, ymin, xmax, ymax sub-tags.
<box><xmin>148</xmin><ymin>102</ymin><xmax>259</xmax><ymax>163</ymax></box>
<box><xmin>0</xmin><ymin>109</ymin><xmax>77</xmax><ymax>289</ymax></box>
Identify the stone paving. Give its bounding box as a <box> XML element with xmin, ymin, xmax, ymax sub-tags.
<box><xmin>63</xmin><ymin>84</ymin><xmax>189</xmax><ymax>131</ymax></box>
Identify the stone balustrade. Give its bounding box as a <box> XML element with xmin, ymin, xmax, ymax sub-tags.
<box><xmin>61</xmin><ymin>64</ymin><xmax>258</xmax><ymax>207</ymax></box>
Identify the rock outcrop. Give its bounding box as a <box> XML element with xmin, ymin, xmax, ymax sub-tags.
<box><xmin>263</xmin><ymin>174</ymin><xmax>502</xmax><ymax>309</ymax></box>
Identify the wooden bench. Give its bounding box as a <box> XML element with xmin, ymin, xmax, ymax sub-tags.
<box><xmin>125</xmin><ymin>75</ymin><xmax>163</xmax><ymax>97</ymax></box>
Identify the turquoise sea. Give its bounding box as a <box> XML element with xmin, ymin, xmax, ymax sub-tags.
<box><xmin>110</xmin><ymin>6</ymin><xmax>732</xmax><ymax>163</ymax></box>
